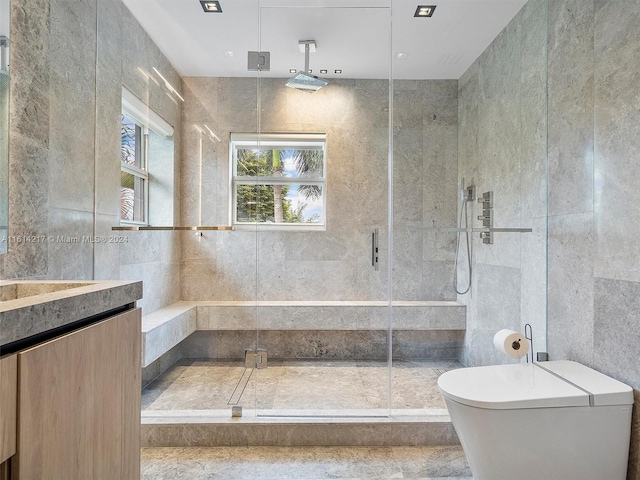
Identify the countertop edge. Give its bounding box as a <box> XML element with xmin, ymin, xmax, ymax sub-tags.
<box><xmin>0</xmin><ymin>281</ymin><xmax>143</xmax><ymax>346</ymax></box>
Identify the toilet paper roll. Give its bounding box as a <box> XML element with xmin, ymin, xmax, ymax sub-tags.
<box><xmin>493</xmin><ymin>329</ymin><xmax>530</xmax><ymax>359</ymax></box>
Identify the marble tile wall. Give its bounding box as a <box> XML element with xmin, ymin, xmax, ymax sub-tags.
<box><xmin>393</xmin><ymin>80</ymin><xmax>459</xmax><ymax>301</ymax></box>
<box><xmin>180</xmin><ymin>78</ymin><xmax>458</xmax><ymax>303</ymax></box>
<box><xmin>3</xmin><ymin>0</ymin><xmax>182</xmax><ymax>316</ymax></box>
<box><xmin>547</xmin><ymin>1</ymin><xmax>640</xmax><ymax>477</ymax></box>
<box><xmin>196</xmin><ymin>304</ymin><xmax>466</xmax><ymax>331</ymax></box>
<box><xmin>457</xmin><ymin>0</ymin><xmax>548</xmax><ymax>366</ymax></box>
<box><xmin>180</xmin><ymin>330</ymin><xmax>463</xmax><ymax>361</ymax></box>
<box><xmin>97</xmin><ymin>0</ymin><xmax>182</xmax><ymax>314</ymax></box>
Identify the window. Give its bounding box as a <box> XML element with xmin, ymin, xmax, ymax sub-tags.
<box><xmin>120</xmin><ymin>113</ymin><xmax>148</xmax><ymax>223</ymax></box>
<box><xmin>230</xmin><ymin>133</ymin><xmax>326</xmax><ymax>230</ymax></box>
<box><xmin>120</xmin><ymin>87</ymin><xmax>174</xmax><ymax>225</ymax></box>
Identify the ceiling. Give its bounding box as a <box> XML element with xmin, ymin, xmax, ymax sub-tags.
<box><xmin>121</xmin><ymin>0</ymin><xmax>528</xmax><ymax>80</ymax></box>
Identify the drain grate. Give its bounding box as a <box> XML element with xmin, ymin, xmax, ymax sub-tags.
<box><xmin>228</xmin><ymin>368</ymin><xmax>253</xmax><ymax>405</ymax></box>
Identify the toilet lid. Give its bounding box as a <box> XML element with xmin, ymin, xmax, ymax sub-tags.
<box><xmin>437</xmin><ymin>363</ymin><xmax>589</xmax><ymax>409</ymax></box>
<box><xmin>537</xmin><ymin>361</ymin><xmax>633</xmax><ymax>406</ymax></box>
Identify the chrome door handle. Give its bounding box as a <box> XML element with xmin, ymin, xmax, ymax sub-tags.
<box><xmin>371</xmin><ymin>229</ymin><xmax>379</xmax><ymax>271</ymax></box>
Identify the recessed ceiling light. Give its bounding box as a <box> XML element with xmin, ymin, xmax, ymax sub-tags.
<box><xmin>414</xmin><ymin>5</ymin><xmax>436</xmax><ymax>17</ymax></box>
<box><xmin>200</xmin><ymin>1</ymin><xmax>222</xmax><ymax>13</ymax></box>
<box><xmin>396</xmin><ymin>53</ymin><xmax>408</xmax><ymax>59</ymax></box>
<box><xmin>224</xmin><ymin>51</ymin><xmax>234</xmax><ymax>57</ymax></box>
<box><xmin>334</xmin><ymin>70</ymin><xmax>342</xmax><ymax>74</ymax></box>
<box><xmin>289</xmin><ymin>69</ymin><xmax>297</xmax><ymax>74</ymax></box>
<box><xmin>320</xmin><ymin>69</ymin><xmax>328</xmax><ymax>74</ymax></box>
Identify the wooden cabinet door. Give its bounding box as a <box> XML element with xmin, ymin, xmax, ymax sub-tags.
<box><xmin>0</xmin><ymin>354</ymin><xmax>17</xmax><ymax>465</ymax></box>
<box><xmin>14</xmin><ymin>308</ymin><xmax>141</xmax><ymax>480</ymax></box>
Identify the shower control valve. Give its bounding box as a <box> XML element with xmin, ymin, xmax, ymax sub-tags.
<box><xmin>480</xmin><ymin>231</ymin><xmax>494</xmax><ymax>244</ymax></box>
<box><xmin>478</xmin><ymin>208</ymin><xmax>493</xmax><ymax>227</ymax></box>
<box><xmin>477</xmin><ymin>191</ymin><xmax>493</xmax><ymax>209</ymax></box>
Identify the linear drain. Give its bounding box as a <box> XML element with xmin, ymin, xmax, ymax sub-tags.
<box><xmin>228</xmin><ymin>368</ymin><xmax>253</xmax><ymax>405</ymax></box>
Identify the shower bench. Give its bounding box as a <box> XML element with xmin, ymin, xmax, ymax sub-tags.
<box><xmin>141</xmin><ymin>301</ymin><xmax>466</xmax><ymax>369</ymax></box>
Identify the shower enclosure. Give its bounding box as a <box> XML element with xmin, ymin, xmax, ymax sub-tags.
<box><xmin>124</xmin><ymin>0</ymin><xmax>549</xmax><ymax>419</ymax></box>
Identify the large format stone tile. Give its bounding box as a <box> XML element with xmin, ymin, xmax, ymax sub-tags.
<box><xmin>141</xmin><ymin>446</ymin><xmax>464</xmax><ymax>480</ymax></box>
<box><xmin>593</xmin><ymin>1</ymin><xmax>640</xmax><ymax>283</ymax></box>
<box><xmin>392</xmin><ymin>445</ymin><xmax>472</xmax><ymax>478</ymax></box>
<box><xmin>462</xmin><ymin>263</ymin><xmax>521</xmax><ymax>367</ymax></box>
<box><xmin>140</xmin><ymin>358</ymin><xmax>462</xmax><ymax>413</ymax></box>
<box><xmin>93</xmin><ymin>213</ymin><xmax>121</xmax><ymax>280</ymax></box>
<box><xmin>94</xmin><ymin>59</ymin><xmax>122</xmax><ymax>217</ymax></box>
<box><xmin>548</xmin><ymin>0</ymin><xmax>595</xmax><ymax>216</ymax></box>
<box><xmin>10</xmin><ymin>0</ymin><xmax>51</xmax><ymax>145</ymax></box>
<box><xmin>520</xmin><ymin>217</ymin><xmax>547</xmax><ymax>353</ymax></box>
<box><xmin>142</xmin><ymin>360</ymin><xmax>247</xmax><ymax>411</ymax></box>
<box><xmin>593</xmin><ymin>277</ymin><xmax>640</xmax><ymax>388</ymax></box>
<box><xmin>519</xmin><ymin>0</ymin><xmax>548</xmax><ymax>221</ymax></box>
<box><xmin>4</xmin><ymin>137</ymin><xmax>49</xmax><ymax>279</ymax></box>
<box><xmin>48</xmin><ymin>0</ymin><xmax>97</xmax><ymax>213</ymax></box>
<box><xmin>46</xmin><ymin>207</ymin><xmax>94</xmax><ymax>280</ymax></box>
<box><xmin>547</xmin><ymin>213</ymin><xmax>595</xmax><ymax>365</ymax></box>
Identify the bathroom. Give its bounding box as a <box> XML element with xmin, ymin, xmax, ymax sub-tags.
<box><xmin>0</xmin><ymin>0</ymin><xmax>639</xmax><ymax>478</ymax></box>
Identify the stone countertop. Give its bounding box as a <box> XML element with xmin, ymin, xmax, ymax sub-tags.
<box><xmin>0</xmin><ymin>280</ymin><xmax>143</xmax><ymax>348</ymax></box>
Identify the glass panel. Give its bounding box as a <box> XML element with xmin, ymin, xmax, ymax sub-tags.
<box><xmin>118</xmin><ymin>0</ymin><xmax>551</xmax><ymax>427</ymax></box>
<box><xmin>120</xmin><ymin>171</ymin><xmax>146</xmax><ymax>223</ymax></box>
<box><xmin>255</xmin><ymin>5</ymin><xmax>391</xmax><ymax>417</ymax></box>
<box><xmin>120</xmin><ymin>114</ymin><xmax>142</xmax><ymax>169</ymax></box>
<box><xmin>236</xmin><ymin>148</ymin><xmax>324</xmax><ymax>178</ymax></box>
<box><xmin>391</xmin><ymin>0</ymin><xmax>548</xmax><ymax>414</ymax></box>
<box><xmin>236</xmin><ymin>184</ymin><xmax>323</xmax><ymax>224</ymax></box>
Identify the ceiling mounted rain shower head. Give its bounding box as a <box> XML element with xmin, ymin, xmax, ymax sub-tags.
<box><xmin>286</xmin><ymin>40</ymin><xmax>328</xmax><ymax>93</ymax></box>
<box><xmin>285</xmin><ymin>72</ymin><xmax>328</xmax><ymax>92</ymax></box>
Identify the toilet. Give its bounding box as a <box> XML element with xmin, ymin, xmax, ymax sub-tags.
<box><xmin>438</xmin><ymin>361</ymin><xmax>634</xmax><ymax>480</ymax></box>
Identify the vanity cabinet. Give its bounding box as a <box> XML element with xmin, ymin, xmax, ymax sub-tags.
<box><xmin>0</xmin><ymin>354</ymin><xmax>17</xmax><ymax>469</ymax></box>
<box><xmin>12</xmin><ymin>308</ymin><xmax>141</xmax><ymax>480</ymax></box>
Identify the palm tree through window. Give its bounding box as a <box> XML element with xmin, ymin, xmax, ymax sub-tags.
<box><xmin>231</xmin><ymin>133</ymin><xmax>326</xmax><ymax>230</ymax></box>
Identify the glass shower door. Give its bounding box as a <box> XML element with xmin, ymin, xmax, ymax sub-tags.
<box><xmin>252</xmin><ymin>3</ymin><xmax>392</xmax><ymax>417</ymax></box>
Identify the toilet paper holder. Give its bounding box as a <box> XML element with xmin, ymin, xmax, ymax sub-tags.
<box><xmin>523</xmin><ymin>324</ymin><xmax>549</xmax><ymax>362</ymax></box>
<box><xmin>524</xmin><ymin>323</ymin><xmax>533</xmax><ymax>363</ymax></box>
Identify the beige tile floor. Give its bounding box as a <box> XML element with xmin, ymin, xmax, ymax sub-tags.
<box><xmin>140</xmin><ymin>445</ymin><xmax>473</xmax><ymax>479</ymax></box>
<box><xmin>142</xmin><ymin>359</ymin><xmax>463</xmax><ymax>414</ymax></box>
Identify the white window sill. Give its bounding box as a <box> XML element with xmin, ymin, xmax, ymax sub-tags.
<box><xmin>233</xmin><ymin>223</ymin><xmax>326</xmax><ymax>232</ymax></box>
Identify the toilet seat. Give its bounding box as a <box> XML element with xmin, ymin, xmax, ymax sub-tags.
<box><xmin>437</xmin><ymin>361</ymin><xmax>633</xmax><ymax>410</ymax></box>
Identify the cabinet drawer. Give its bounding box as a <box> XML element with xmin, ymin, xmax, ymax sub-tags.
<box><xmin>14</xmin><ymin>308</ymin><xmax>141</xmax><ymax>480</ymax></box>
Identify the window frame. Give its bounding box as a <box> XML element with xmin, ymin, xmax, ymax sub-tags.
<box><xmin>120</xmin><ymin>112</ymin><xmax>150</xmax><ymax>226</ymax></box>
<box><xmin>230</xmin><ymin>133</ymin><xmax>327</xmax><ymax>231</ymax></box>
<box><xmin>119</xmin><ymin>87</ymin><xmax>174</xmax><ymax>226</ymax></box>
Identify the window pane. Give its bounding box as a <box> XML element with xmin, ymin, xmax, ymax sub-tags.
<box><xmin>236</xmin><ymin>148</ymin><xmax>323</xmax><ymax>178</ymax></box>
<box><xmin>236</xmin><ymin>184</ymin><xmax>323</xmax><ymax>224</ymax></box>
<box><xmin>121</xmin><ymin>114</ymin><xmax>143</xmax><ymax>168</ymax></box>
<box><xmin>121</xmin><ymin>171</ymin><xmax>146</xmax><ymax>223</ymax></box>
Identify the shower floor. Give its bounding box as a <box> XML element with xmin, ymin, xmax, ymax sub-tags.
<box><xmin>141</xmin><ymin>359</ymin><xmax>462</xmax><ymax>416</ymax></box>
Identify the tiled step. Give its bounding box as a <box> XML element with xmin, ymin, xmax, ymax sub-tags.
<box><xmin>141</xmin><ymin>445</ymin><xmax>473</xmax><ymax>480</ymax></box>
<box><xmin>141</xmin><ymin>410</ymin><xmax>459</xmax><ymax>447</ymax></box>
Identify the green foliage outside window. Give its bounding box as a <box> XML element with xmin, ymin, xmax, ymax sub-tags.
<box><xmin>236</xmin><ymin>149</ymin><xmax>318</xmax><ymax>223</ymax></box>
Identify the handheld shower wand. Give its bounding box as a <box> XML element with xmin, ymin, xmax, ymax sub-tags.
<box><xmin>453</xmin><ymin>179</ymin><xmax>474</xmax><ymax>295</ymax></box>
